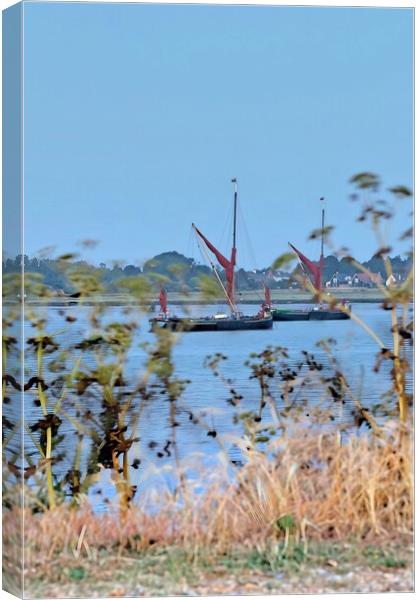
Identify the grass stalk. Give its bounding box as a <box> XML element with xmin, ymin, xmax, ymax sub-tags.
<box><xmin>37</xmin><ymin>342</ymin><xmax>56</xmax><ymax>509</ymax></box>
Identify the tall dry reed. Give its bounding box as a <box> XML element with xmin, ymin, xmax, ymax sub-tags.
<box><xmin>9</xmin><ymin>424</ymin><xmax>411</xmax><ymax>571</ymax></box>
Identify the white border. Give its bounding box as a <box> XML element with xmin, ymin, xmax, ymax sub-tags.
<box><xmin>0</xmin><ymin>2</ymin><xmax>415</xmax><ymax>600</ymax></box>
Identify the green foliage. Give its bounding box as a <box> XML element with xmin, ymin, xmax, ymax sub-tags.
<box><xmin>308</xmin><ymin>225</ymin><xmax>334</xmax><ymax>241</ymax></box>
<box><xmin>271</xmin><ymin>252</ymin><xmax>296</xmax><ymax>271</ymax></box>
<box><xmin>276</xmin><ymin>514</ymin><xmax>296</xmax><ymax>533</ymax></box>
<box><xmin>67</xmin><ymin>267</ymin><xmax>103</xmax><ymax>296</ymax></box>
<box><xmin>68</xmin><ymin>567</ymin><xmax>86</xmax><ymax>581</ymax></box>
<box><xmin>349</xmin><ymin>172</ymin><xmax>381</xmax><ymax>190</ymax></box>
<box><xmin>197</xmin><ymin>274</ymin><xmax>223</xmax><ymax>300</ymax></box>
<box><xmin>117</xmin><ymin>276</ymin><xmax>151</xmax><ymax>300</ymax></box>
<box><xmin>2</xmin><ymin>273</ymin><xmax>23</xmax><ymax>299</ymax></box>
<box><xmin>388</xmin><ymin>185</ymin><xmax>412</xmax><ymax>198</ymax></box>
<box><xmin>362</xmin><ymin>546</ymin><xmax>408</xmax><ymax>569</ymax></box>
<box><xmin>246</xmin><ymin>542</ymin><xmax>306</xmax><ymax>572</ymax></box>
<box><xmin>104</xmin><ymin>322</ymin><xmax>136</xmax><ymax>352</ymax></box>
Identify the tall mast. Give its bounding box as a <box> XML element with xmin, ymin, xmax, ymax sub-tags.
<box><xmin>231</xmin><ymin>177</ymin><xmax>238</xmax><ymax>312</ymax></box>
<box><xmin>232</xmin><ymin>177</ymin><xmax>238</xmax><ymax>251</ymax></box>
<box><xmin>320</xmin><ymin>197</ymin><xmax>325</xmax><ymax>291</ymax></box>
<box><xmin>192</xmin><ymin>179</ymin><xmax>238</xmax><ymax>315</ymax></box>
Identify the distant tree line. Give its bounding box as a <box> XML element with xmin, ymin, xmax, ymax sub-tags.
<box><xmin>2</xmin><ymin>250</ymin><xmax>412</xmax><ymax>294</ymax></box>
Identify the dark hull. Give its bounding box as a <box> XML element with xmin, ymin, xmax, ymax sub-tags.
<box><xmin>150</xmin><ymin>315</ymin><xmax>273</xmax><ymax>332</ymax></box>
<box><xmin>272</xmin><ymin>309</ymin><xmax>350</xmax><ymax>321</ymax></box>
<box><xmin>309</xmin><ymin>310</ymin><xmax>350</xmax><ymax>321</ymax></box>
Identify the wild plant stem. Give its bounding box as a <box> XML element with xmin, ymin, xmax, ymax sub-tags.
<box><xmin>318</xmin><ymin>288</ymin><xmax>386</xmax><ymax>349</ymax></box>
<box><xmin>37</xmin><ymin>343</ymin><xmax>56</xmax><ymax>509</ymax></box>
<box><xmin>391</xmin><ymin>305</ymin><xmax>408</xmax><ymax>425</ymax></box>
<box><xmin>2</xmin><ymin>342</ymin><xmax>7</xmax><ymax>403</ymax></box>
<box><xmin>112</xmin><ymin>449</ymin><xmax>127</xmax><ymax>519</ymax></box>
<box><xmin>45</xmin><ymin>428</ymin><xmax>56</xmax><ymax>509</ymax></box>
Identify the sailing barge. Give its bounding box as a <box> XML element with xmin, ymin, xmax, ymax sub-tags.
<box><xmin>150</xmin><ymin>179</ymin><xmax>273</xmax><ymax>332</ymax></box>
<box><xmin>271</xmin><ymin>202</ymin><xmax>350</xmax><ymax>322</ymax></box>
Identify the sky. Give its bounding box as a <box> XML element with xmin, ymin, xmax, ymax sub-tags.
<box><xmin>21</xmin><ymin>2</ymin><xmax>413</xmax><ymax>268</ymax></box>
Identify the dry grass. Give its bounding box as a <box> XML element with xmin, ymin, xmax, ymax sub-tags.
<box><xmin>3</xmin><ymin>424</ymin><xmax>412</xmax><ymax>575</ymax></box>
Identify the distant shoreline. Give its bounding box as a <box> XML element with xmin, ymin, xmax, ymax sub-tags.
<box><xmin>14</xmin><ymin>288</ymin><xmax>388</xmax><ymax>307</ymax></box>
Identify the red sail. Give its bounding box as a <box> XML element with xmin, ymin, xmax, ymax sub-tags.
<box><xmin>264</xmin><ymin>285</ymin><xmax>271</xmax><ymax>306</ymax></box>
<box><xmin>289</xmin><ymin>243</ymin><xmax>322</xmax><ymax>291</ymax></box>
<box><xmin>194</xmin><ymin>225</ymin><xmax>236</xmax><ymax>303</ymax></box>
<box><xmin>159</xmin><ymin>288</ymin><xmax>167</xmax><ymax>314</ymax></box>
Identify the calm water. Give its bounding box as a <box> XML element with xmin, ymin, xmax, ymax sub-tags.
<box><xmin>15</xmin><ymin>302</ymin><xmax>413</xmax><ymax>508</ymax></box>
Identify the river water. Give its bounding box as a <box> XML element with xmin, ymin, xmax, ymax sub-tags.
<box><xmin>11</xmin><ymin>302</ymin><xmax>413</xmax><ymax>510</ymax></box>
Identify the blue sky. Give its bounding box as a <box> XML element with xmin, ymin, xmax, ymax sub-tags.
<box><xmin>23</xmin><ymin>2</ymin><xmax>413</xmax><ymax>268</ymax></box>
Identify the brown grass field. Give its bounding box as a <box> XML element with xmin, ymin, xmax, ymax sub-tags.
<box><xmin>4</xmin><ymin>425</ymin><xmax>413</xmax><ymax>597</ymax></box>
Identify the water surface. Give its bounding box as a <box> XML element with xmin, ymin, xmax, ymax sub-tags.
<box><xmin>16</xmin><ymin>302</ymin><xmax>412</xmax><ymax>509</ymax></box>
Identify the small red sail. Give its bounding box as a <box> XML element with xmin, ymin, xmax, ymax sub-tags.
<box><xmin>159</xmin><ymin>288</ymin><xmax>168</xmax><ymax>314</ymax></box>
<box><xmin>289</xmin><ymin>243</ymin><xmax>322</xmax><ymax>291</ymax></box>
<box><xmin>264</xmin><ymin>285</ymin><xmax>271</xmax><ymax>307</ymax></box>
<box><xmin>194</xmin><ymin>225</ymin><xmax>236</xmax><ymax>303</ymax></box>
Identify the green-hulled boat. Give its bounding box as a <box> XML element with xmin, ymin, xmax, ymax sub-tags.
<box><xmin>271</xmin><ymin>304</ymin><xmax>350</xmax><ymax>321</ymax></box>
<box><xmin>271</xmin><ymin>201</ymin><xmax>350</xmax><ymax>322</ymax></box>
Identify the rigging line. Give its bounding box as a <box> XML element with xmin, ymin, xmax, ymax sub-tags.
<box><xmin>186</xmin><ymin>225</ymin><xmax>194</xmax><ymax>269</ymax></box>
<box><xmin>239</xmin><ymin>214</ymin><xmax>264</xmax><ymax>303</ymax></box>
<box><xmin>194</xmin><ymin>229</ymin><xmax>237</xmax><ymax>314</ymax></box>
<box><xmin>195</xmin><ymin>236</ymin><xmax>224</xmax><ymax>312</ymax></box>
<box><xmin>195</xmin><ymin>235</ymin><xmax>210</xmax><ymax>274</ymax></box>
<box><xmin>237</xmin><ymin>202</ymin><xmax>258</xmax><ymax>271</ymax></box>
<box><xmin>195</xmin><ymin>236</ymin><xmax>217</xmax><ymax>290</ymax></box>
<box><xmin>217</xmin><ymin>196</ymin><xmax>233</xmax><ymax>254</ymax></box>
<box><xmin>237</xmin><ymin>201</ymin><xmax>265</xmax><ymax>303</ymax></box>
<box><xmin>199</xmin><ymin>238</ymin><xmax>236</xmax><ymax>314</ymax></box>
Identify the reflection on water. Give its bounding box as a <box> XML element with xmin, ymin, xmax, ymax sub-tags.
<box><xmin>14</xmin><ymin>302</ymin><xmax>412</xmax><ymax>510</ymax></box>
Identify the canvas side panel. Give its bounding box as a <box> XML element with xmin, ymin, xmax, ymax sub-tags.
<box><xmin>2</xmin><ymin>2</ymin><xmax>24</xmax><ymax>598</ymax></box>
